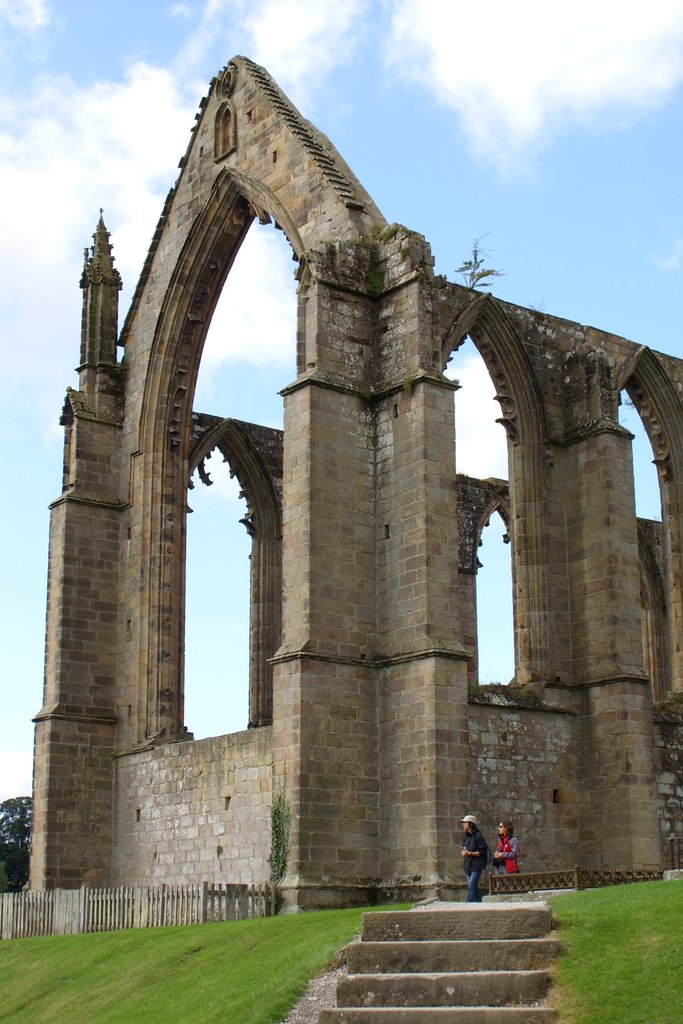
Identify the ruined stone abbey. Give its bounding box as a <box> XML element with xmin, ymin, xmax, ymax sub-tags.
<box><xmin>31</xmin><ymin>57</ymin><xmax>683</xmax><ymax>906</ymax></box>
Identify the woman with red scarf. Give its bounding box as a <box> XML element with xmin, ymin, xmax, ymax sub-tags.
<box><xmin>493</xmin><ymin>819</ymin><xmax>520</xmax><ymax>874</ymax></box>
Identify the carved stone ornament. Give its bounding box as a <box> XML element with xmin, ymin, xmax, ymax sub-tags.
<box><xmin>217</xmin><ymin>63</ymin><xmax>237</xmax><ymax>98</ymax></box>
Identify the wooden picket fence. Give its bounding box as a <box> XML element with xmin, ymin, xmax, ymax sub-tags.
<box><xmin>0</xmin><ymin>881</ymin><xmax>273</xmax><ymax>940</ymax></box>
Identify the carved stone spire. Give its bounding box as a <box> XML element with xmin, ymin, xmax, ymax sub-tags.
<box><xmin>79</xmin><ymin>211</ymin><xmax>122</xmax><ymax>369</ymax></box>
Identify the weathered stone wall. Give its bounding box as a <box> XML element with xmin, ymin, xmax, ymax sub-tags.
<box><xmin>464</xmin><ymin>696</ymin><xmax>579</xmax><ymax>876</ymax></box>
<box><xmin>655</xmin><ymin>715</ymin><xmax>683</xmax><ymax>865</ymax></box>
<box><xmin>111</xmin><ymin>729</ymin><xmax>272</xmax><ymax>885</ymax></box>
<box><xmin>103</xmin><ymin>699</ymin><xmax>683</xmax><ymax>890</ymax></box>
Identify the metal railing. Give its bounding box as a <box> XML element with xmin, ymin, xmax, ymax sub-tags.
<box><xmin>489</xmin><ymin>866</ymin><xmax>663</xmax><ymax>895</ymax></box>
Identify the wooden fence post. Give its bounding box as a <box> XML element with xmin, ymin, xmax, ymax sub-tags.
<box><xmin>200</xmin><ymin>881</ymin><xmax>208</xmax><ymax>924</ymax></box>
<box><xmin>1</xmin><ymin>893</ymin><xmax>13</xmax><ymax>939</ymax></box>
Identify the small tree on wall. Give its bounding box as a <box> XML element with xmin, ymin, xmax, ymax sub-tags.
<box><xmin>456</xmin><ymin>235</ymin><xmax>505</xmax><ymax>290</ymax></box>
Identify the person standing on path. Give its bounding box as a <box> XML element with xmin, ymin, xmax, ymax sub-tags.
<box><xmin>493</xmin><ymin>819</ymin><xmax>520</xmax><ymax>874</ymax></box>
<box><xmin>493</xmin><ymin>822</ymin><xmax>507</xmax><ymax>875</ymax></box>
<box><xmin>460</xmin><ymin>814</ymin><xmax>489</xmax><ymax>903</ymax></box>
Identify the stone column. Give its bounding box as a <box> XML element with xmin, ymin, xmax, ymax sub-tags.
<box><xmin>32</xmin><ymin>408</ymin><xmax>122</xmax><ymax>888</ymax></box>
<box><xmin>272</xmin><ymin>233</ymin><xmax>470</xmax><ymax>905</ymax></box>
<box><xmin>272</xmin><ymin>378</ymin><xmax>380</xmax><ymax>907</ymax></box>
<box><xmin>561</xmin><ymin>346</ymin><xmax>659</xmax><ymax>867</ymax></box>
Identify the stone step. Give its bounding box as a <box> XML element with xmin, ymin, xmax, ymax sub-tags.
<box><xmin>360</xmin><ymin>907</ymin><xmax>552</xmax><ymax>943</ymax></box>
<box><xmin>346</xmin><ymin>938</ymin><xmax>559</xmax><ymax>974</ymax></box>
<box><xmin>320</xmin><ymin>1008</ymin><xmax>557</xmax><ymax>1023</ymax></box>
<box><xmin>335</xmin><ymin>970</ymin><xmax>549</xmax><ymax>1008</ymax></box>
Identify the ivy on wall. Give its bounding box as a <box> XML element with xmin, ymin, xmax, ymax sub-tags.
<box><xmin>268</xmin><ymin>784</ymin><xmax>292</xmax><ymax>910</ymax></box>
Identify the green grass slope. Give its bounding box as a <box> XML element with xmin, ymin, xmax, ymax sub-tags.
<box><xmin>0</xmin><ymin>906</ymin><xmax>388</xmax><ymax>1024</ymax></box>
<box><xmin>1</xmin><ymin>884</ymin><xmax>681</xmax><ymax>1024</ymax></box>
<box><xmin>550</xmin><ymin>880</ymin><xmax>683</xmax><ymax>1024</ymax></box>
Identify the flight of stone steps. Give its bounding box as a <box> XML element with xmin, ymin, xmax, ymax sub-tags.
<box><xmin>319</xmin><ymin>902</ymin><xmax>558</xmax><ymax>1023</ymax></box>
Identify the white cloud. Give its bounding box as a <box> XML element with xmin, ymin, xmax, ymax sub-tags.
<box><xmin>201</xmin><ymin>226</ymin><xmax>297</xmax><ymax>370</ymax></box>
<box><xmin>0</xmin><ymin>62</ymin><xmax>195</xmax><ymax>424</ymax></box>
<box><xmin>653</xmin><ymin>237</ymin><xmax>683</xmax><ymax>272</ymax></box>
<box><xmin>0</xmin><ymin>0</ymin><xmax>359</xmax><ymax>431</ymax></box>
<box><xmin>241</xmin><ymin>0</ymin><xmax>369</xmax><ymax>107</ymax></box>
<box><xmin>0</xmin><ymin>0</ymin><xmax>50</xmax><ymax>32</ymax></box>
<box><xmin>385</xmin><ymin>0</ymin><xmax>683</xmax><ymax>167</ymax></box>
<box><xmin>0</xmin><ymin>0</ymin><xmax>52</xmax><ymax>74</ymax></box>
<box><xmin>175</xmin><ymin>0</ymin><xmax>369</xmax><ymax>110</ymax></box>
<box><xmin>0</xmin><ymin>751</ymin><xmax>33</xmax><ymax>802</ymax></box>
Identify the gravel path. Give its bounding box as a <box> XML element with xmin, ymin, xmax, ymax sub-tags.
<box><xmin>278</xmin><ymin>964</ymin><xmax>347</xmax><ymax>1024</ymax></box>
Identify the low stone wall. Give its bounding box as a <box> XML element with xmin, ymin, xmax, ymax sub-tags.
<box><xmin>111</xmin><ymin>727</ymin><xmax>273</xmax><ymax>886</ymax></box>
<box><xmin>105</xmin><ymin>702</ymin><xmax>683</xmax><ymax>895</ymax></box>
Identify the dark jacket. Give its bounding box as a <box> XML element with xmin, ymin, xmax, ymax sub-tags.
<box><xmin>462</xmin><ymin>826</ymin><xmax>488</xmax><ymax>873</ymax></box>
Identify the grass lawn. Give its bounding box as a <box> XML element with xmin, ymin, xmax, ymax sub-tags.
<box><xmin>0</xmin><ymin>905</ymin><xmax>402</xmax><ymax>1024</ymax></box>
<box><xmin>549</xmin><ymin>880</ymin><xmax>683</xmax><ymax>1024</ymax></box>
<box><xmin>2</xmin><ymin>883</ymin><xmax>681</xmax><ymax>1024</ymax></box>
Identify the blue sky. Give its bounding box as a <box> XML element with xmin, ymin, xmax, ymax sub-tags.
<box><xmin>1</xmin><ymin>0</ymin><xmax>681</xmax><ymax>801</ymax></box>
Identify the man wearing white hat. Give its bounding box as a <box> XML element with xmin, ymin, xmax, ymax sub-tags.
<box><xmin>460</xmin><ymin>814</ymin><xmax>490</xmax><ymax>903</ymax></box>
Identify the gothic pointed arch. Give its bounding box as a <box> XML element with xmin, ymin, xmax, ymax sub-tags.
<box><xmin>136</xmin><ymin>167</ymin><xmax>305</xmax><ymax>462</ymax></box>
<box><xmin>473</xmin><ymin>491</ymin><xmax>509</xmax><ymax>573</ymax></box>
<box><xmin>443</xmin><ymin>294</ymin><xmax>551</xmax><ymax>686</ymax></box>
<box><xmin>131</xmin><ymin>177</ymin><xmax>283</xmax><ymax>742</ymax></box>
<box><xmin>441</xmin><ymin>294</ymin><xmax>547</xmax><ymax>444</ymax></box>
<box><xmin>475</xmin><ymin>495</ymin><xmax>511</xmax><ymax>553</ymax></box>
<box><xmin>618</xmin><ymin>345</ymin><xmax>683</xmax><ymax>486</ymax></box>
<box><xmin>638</xmin><ymin>522</ymin><xmax>668</xmax><ymax>702</ymax></box>
<box><xmin>189</xmin><ymin>415</ymin><xmax>283</xmax><ymax>727</ymax></box>
<box><xmin>619</xmin><ymin>345</ymin><xmax>683</xmax><ymax>693</ymax></box>
<box><xmin>120</xmin><ymin>56</ymin><xmax>385</xmax><ymax>743</ymax></box>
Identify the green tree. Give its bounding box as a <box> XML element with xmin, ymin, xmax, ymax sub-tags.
<box><xmin>456</xmin><ymin>235</ymin><xmax>505</xmax><ymax>290</ymax></box>
<box><xmin>0</xmin><ymin>796</ymin><xmax>32</xmax><ymax>892</ymax></box>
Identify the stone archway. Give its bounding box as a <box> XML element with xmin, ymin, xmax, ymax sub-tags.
<box><xmin>189</xmin><ymin>415</ymin><xmax>284</xmax><ymax>728</ymax></box>
<box><xmin>620</xmin><ymin>346</ymin><xmax>683</xmax><ymax>694</ymax></box>
<box><xmin>33</xmin><ymin>56</ymin><xmax>388</xmax><ymax>891</ymax></box>
<box><xmin>442</xmin><ymin>294</ymin><xmax>551</xmax><ymax>687</ymax></box>
<box><xmin>638</xmin><ymin>523</ymin><xmax>668</xmax><ymax>702</ymax></box>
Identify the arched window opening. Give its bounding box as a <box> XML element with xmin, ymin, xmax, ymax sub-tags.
<box><xmin>185</xmin><ymin>452</ymin><xmax>251</xmax><ymax>737</ymax></box>
<box><xmin>619</xmin><ymin>389</ymin><xmax>668</xmax><ymax>699</ymax></box>
<box><xmin>447</xmin><ymin>337</ymin><xmax>514</xmax><ymax>686</ymax></box>
<box><xmin>447</xmin><ymin>336</ymin><xmax>508</xmax><ymax>480</ymax></box>
<box><xmin>194</xmin><ymin>224</ymin><xmax>297</xmax><ymax>428</ymax></box>
<box><xmin>185</xmin><ymin>223</ymin><xmax>296</xmax><ymax>737</ymax></box>
<box><xmin>618</xmin><ymin>390</ymin><xmax>661</xmax><ymax>522</ymax></box>
<box><xmin>642</xmin><ymin>583</ymin><xmax>654</xmax><ymax>686</ymax></box>
<box><xmin>639</xmin><ymin>527</ymin><xmax>668</xmax><ymax>703</ymax></box>
<box><xmin>476</xmin><ymin>509</ymin><xmax>514</xmax><ymax>685</ymax></box>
